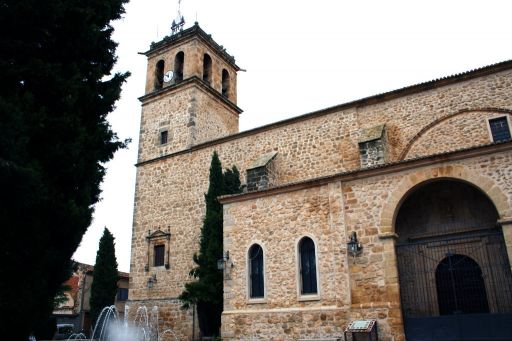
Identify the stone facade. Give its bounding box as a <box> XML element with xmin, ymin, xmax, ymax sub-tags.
<box><xmin>220</xmin><ymin>151</ymin><xmax>512</xmax><ymax>341</ymax></box>
<box><xmin>129</xmin><ymin>23</ymin><xmax>512</xmax><ymax>340</ymax></box>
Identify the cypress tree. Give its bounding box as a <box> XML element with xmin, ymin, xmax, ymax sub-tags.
<box><xmin>224</xmin><ymin>166</ymin><xmax>242</xmax><ymax>195</ymax></box>
<box><xmin>0</xmin><ymin>0</ymin><xmax>128</xmax><ymax>338</ymax></box>
<box><xmin>179</xmin><ymin>152</ymin><xmax>242</xmax><ymax>336</ymax></box>
<box><xmin>90</xmin><ymin>228</ymin><xmax>119</xmax><ymax>326</ymax></box>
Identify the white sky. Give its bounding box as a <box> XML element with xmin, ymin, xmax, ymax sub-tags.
<box><xmin>73</xmin><ymin>0</ymin><xmax>512</xmax><ymax>272</ymax></box>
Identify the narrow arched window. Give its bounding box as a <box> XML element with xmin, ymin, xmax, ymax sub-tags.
<box><xmin>249</xmin><ymin>244</ymin><xmax>264</xmax><ymax>298</ymax></box>
<box><xmin>221</xmin><ymin>69</ymin><xmax>230</xmax><ymax>98</ymax></box>
<box><xmin>174</xmin><ymin>51</ymin><xmax>184</xmax><ymax>83</ymax></box>
<box><xmin>203</xmin><ymin>53</ymin><xmax>212</xmax><ymax>85</ymax></box>
<box><xmin>154</xmin><ymin>60</ymin><xmax>165</xmax><ymax>90</ymax></box>
<box><xmin>299</xmin><ymin>237</ymin><xmax>317</xmax><ymax>295</ymax></box>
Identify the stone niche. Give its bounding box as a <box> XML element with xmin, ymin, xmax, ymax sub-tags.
<box><xmin>246</xmin><ymin>151</ymin><xmax>278</xmax><ymax>191</ymax></box>
<box><xmin>358</xmin><ymin>124</ymin><xmax>388</xmax><ymax>168</ymax></box>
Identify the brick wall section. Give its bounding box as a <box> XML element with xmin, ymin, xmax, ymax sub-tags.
<box><xmin>130</xmin><ymin>68</ymin><xmax>512</xmax><ymax>339</ymax></box>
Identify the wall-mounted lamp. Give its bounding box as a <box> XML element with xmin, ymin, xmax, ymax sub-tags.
<box><xmin>347</xmin><ymin>232</ymin><xmax>363</xmax><ymax>257</ymax></box>
<box><xmin>147</xmin><ymin>274</ymin><xmax>157</xmax><ymax>289</ymax></box>
<box><xmin>217</xmin><ymin>251</ymin><xmax>232</xmax><ymax>270</ymax></box>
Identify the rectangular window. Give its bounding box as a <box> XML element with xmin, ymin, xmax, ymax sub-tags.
<box><xmin>117</xmin><ymin>288</ymin><xmax>128</xmax><ymax>301</ymax></box>
<box><xmin>489</xmin><ymin>117</ymin><xmax>511</xmax><ymax>142</ymax></box>
<box><xmin>160</xmin><ymin>130</ymin><xmax>168</xmax><ymax>145</ymax></box>
<box><xmin>154</xmin><ymin>244</ymin><xmax>165</xmax><ymax>267</ymax></box>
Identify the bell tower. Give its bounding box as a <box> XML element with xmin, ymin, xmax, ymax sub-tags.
<box><xmin>137</xmin><ymin>22</ymin><xmax>242</xmax><ymax>163</ymax></box>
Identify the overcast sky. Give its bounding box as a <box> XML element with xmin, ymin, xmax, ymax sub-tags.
<box><xmin>72</xmin><ymin>0</ymin><xmax>512</xmax><ymax>272</ymax></box>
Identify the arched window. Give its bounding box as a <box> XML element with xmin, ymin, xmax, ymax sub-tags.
<box><xmin>248</xmin><ymin>244</ymin><xmax>264</xmax><ymax>298</ymax></box>
<box><xmin>203</xmin><ymin>53</ymin><xmax>212</xmax><ymax>85</ymax></box>
<box><xmin>221</xmin><ymin>69</ymin><xmax>230</xmax><ymax>98</ymax></box>
<box><xmin>174</xmin><ymin>51</ymin><xmax>184</xmax><ymax>83</ymax></box>
<box><xmin>298</xmin><ymin>237</ymin><xmax>317</xmax><ymax>295</ymax></box>
<box><xmin>154</xmin><ymin>59</ymin><xmax>165</xmax><ymax>90</ymax></box>
<box><xmin>436</xmin><ymin>254</ymin><xmax>489</xmax><ymax>315</ymax></box>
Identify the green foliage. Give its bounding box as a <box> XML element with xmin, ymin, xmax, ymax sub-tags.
<box><xmin>179</xmin><ymin>152</ymin><xmax>242</xmax><ymax>336</ymax></box>
<box><xmin>0</xmin><ymin>0</ymin><xmax>128</xmax><ymax>337</ymax></box>
<box><xmin>224</xmin><ymin>166</ymin><xmax>242</xmax><ymax>195</ymax></box>
<box><xmin>90</xmin><ymin>228</ymin><xmax>119</xmax><ymax>325</ymax></box>
<box><xmin>53</xmin><ymin>284</ymin><xmax>72</xmax><ymax>309</ymax></box>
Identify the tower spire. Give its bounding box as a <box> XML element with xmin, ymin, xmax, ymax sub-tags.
<box><xmin>171</xmin><ymin>0</ymin><xmax>185</xmax><ymax>35</ymax></box>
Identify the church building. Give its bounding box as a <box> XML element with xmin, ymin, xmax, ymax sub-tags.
<box><xmin>128</xmin><ymin>22</ymin><xmax>512</xmax><ymax>340</ymax></box>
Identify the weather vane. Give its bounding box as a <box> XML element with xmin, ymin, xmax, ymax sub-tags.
<box><xmin>171</xmin><ymin>0</ymin><xmax>185</xmax><ymax>35</ymax></box>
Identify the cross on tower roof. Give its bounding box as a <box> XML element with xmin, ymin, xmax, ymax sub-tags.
<box><xmin>171</xmin><ymin>0</ymin><xmax>185</xmax><ymax>35</ymax></box>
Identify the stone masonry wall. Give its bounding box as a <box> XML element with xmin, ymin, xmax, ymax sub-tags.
<box><xmin>222</xmin><ymin>182</ymin><xmax>352</xmax><ymax>340</ymax></box>
<box><xmin>126</xmin><ymin>299</ymin><xmax>197</xmax><ymax>340</ymax></box>
<box><xmin>223</xmin><ymin>183</ymin><xmax>347</xmax><ymax>310</ymax></box>
<box><xmin>130</xmin><ymin>69</ymin><xmax>512</xmax><ymax>339</ymax></box>
<box><xmin>191</xmin><ymin>89</ymin><xmax>239</xmax><ymax>147</ymax></box>
<box><xmin>405</xmin><ymin>111</ymin><xmax>512</xmax><ymax>159</ymax></box>
<box><xmin>138</xmin><ymin>84</ymin><xmax>239</xmax><ymax>162</ymax></box>
<box><xmin>138</xmin><ymin>69</ymin><xmax>512</xmax><ymax>169</ymax></box>
<box><xmin>138</xmin><ymin>86</ymin><xmax>195</xmax><ymax>159</ymax></box>
<box><xmin>360</xmin><ymin>71</ymin><xmax>512</xmax><ymax>162</ymax></box>
<box><xmin>221</xmin><ymin>150</ymin><xmax>512</xmax><ymax>340</ymax></box>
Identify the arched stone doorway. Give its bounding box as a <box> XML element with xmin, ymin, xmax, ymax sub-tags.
<box><xmin>395</xmin><ymin>179</ymin><xmax>512</xmax><ymax>340</ymax></box>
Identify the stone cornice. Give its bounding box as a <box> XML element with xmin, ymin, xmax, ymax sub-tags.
<box><xmin>138</xmin><ymin>76</ymin><xmax>243</xmax><ymax>115</ymax></box>
<box><xmin>219</xmin><ymin>141</ymin><xmax>512</xmax><ymax>204</ymax></box>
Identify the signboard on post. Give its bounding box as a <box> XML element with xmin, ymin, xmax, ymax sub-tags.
<box><xmin>344</xmin><ymin>320</ymin><xmax>378</xmax><ymax>341</ymax></box>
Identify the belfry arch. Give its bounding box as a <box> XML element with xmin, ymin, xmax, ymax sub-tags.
<box><xmin>391</xmin><ymin>176</ymin><xmax>512</xmax><ymax>340</ymax></box>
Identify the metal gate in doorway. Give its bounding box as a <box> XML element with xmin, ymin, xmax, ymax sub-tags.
<box><xmin>396</xmin><ymin>228</ymin><xmax>512</xmax><ymax>341</ymax></box>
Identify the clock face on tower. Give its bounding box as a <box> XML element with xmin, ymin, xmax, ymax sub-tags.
<box><xmin>163</xmin><ymin>70</ymin><xmax>174</xmax><ymax>83</ymax></box>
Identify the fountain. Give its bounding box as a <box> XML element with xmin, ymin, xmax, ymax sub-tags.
<box><xmin>66</xmin><ymin>305</ymin><xmax>179</xmax><ymax>341</ymax></box>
